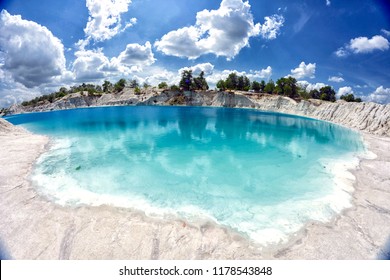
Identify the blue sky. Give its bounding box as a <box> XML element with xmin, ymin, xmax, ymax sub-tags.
<box><xmin>0</xmin><ymin>0</ymin><xmax>389</xmax><ymax>107</ymax></box>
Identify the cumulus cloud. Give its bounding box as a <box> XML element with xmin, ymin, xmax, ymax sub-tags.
<box><xmin>297</xmin><ymin>81</ymin><xmax>327</xmax><ymax>92</ymax></box>
<box><xmin>335</xmin><ymin>35</ymin><xmax>389</xmax><ymax>57</ymax></box>
<box><xmin>249</xmin><ymin>66</ymin><xmax>273</xmax><ymax>80</ymax></box>
<box><xmin>0</xmin><ymin>10</ymin><xmax>66</xmax><ymax>88</ymax></box>
<box><xmin>72</xmin><ymin>49</ymin><xmax>109</xmax><ymax>81</ymax></box>
<box><xmin>337</xmin><ymin>86</ymin><xmax>353</xmax><ymax>97</ymax></box>
<box><xmin>290</xmin><ymin>62</ymin><xmax>316</xmax><ymax>79</ymax></box>
<box><xmin>72</xmin><ymin>42</ymin><xmax>155</xmax><ymax>81</ymax></box>
<box><xmin>328</xmin><ymin>76</ymin><xmax>344</xmax><ymax>83</ymax></box>
<box><xmin>155</xmin><ymin>0</ymin><xmax>284</xmax><ymax>59</ymax></box>
<box><xmin>179</xmin><ymin>63</ymin><xmax>215</xmax><ymax>76</ymax></box>
<box><xmin>84</xmin><ymin>0</ymin><xmax>135</xmax><ymax>42</ymax></box>
<box><xmin>113</xmin><ymin>41</ymin><xmax>155</xmax><ymax>67</ymax></box>
<box><xmin>259</xmin><ymin>15</ymin><xmax>285</xmax><ymax>40</ymax></box>
<box><xmin>349</xmin><ymin>35</ymin><xmax>389</xmax><ymax>53</ymax></box>
<box><xmin>366</xmin><ymin>86</ymin><xmax>390</xmax><ymax>104</ymax></box>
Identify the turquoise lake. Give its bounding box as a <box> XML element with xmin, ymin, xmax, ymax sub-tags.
<box><xmin>5</xmin><ymin>106</ymin><xmax>365</xmax><ymax>244</ymax></box>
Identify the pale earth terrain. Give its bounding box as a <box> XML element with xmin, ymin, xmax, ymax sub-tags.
<box><xmin>1</xmin><ymin>93</ymin><xmax>389</xmax><ymax>259</ymax></box>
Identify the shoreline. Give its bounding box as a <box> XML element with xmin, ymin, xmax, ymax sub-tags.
<box><xmin>1</xmin><ymin>118</ymin><xmax>390</xmax><ymax>259</ymax></box>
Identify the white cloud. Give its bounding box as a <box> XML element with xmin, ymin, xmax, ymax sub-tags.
<box><xmin>155</xmin><ymin>0</ymin><xmax>284</xmax><ymax>60</ymax></box>
<box><xmin>84</xmin><ymin>0</ymin><xmax>135</xmax><ymax>42</ymax></box>
<box><xmin>179</xmin><ymin>63</ymin><xmax>215</xmax><ymax>76</ymax></box>
<box><xmin>249</xmin><ymin>66</ymin><xmax>273</xmax><ymax>80</ymax></box>
<box><xmin>335</xmin><ymin>35</ymin><xmax>389</xmax><ymax>57</ymax></box>
<box><xmin>72</xmin><ymin>49</ymin><xmax>110</xmax><ymax>81</ymax></box>
<box><xmin>328</xmin><ymin>76</ymin><xmax>344</xmax><ymax>83</ymax></box>
<box><xmin>297</xmin><ymin>81</ymin><xmax>327</xmax><ymax>92</ymax></box>
<box><xmin>335</xmin><ymin>48</ymin><xmax>349</xmax><ymax>57</ymax></box>
<box><xmin>337</xmin><ymin>86</ymin><xmax>353</xmax><ymax>97</ymax></box>
<box><xmin>290</xmin><ymin>62</ymin><xmax>316</xmax><ymax>79</ymax></box>
<box><xmin>139</xmin><ymin>67</ymin><xmax>179</xmax><ymax>87</ymax></box>
<box><xmin>381</xmin><ymin>29</ymin><xmax>390</xmax><ymax>37</ymax></box>
<box><xmin>259</xmin><ymin>15</ymin><xmax>285</xmax><ymax>40</ymax></box>
<box><xmin>72</xmin><ymin>42</ymin><xmax>156</xmax><ymax>82</ymax></box>
<box><xmin>114</xmin><ymin>41</ymin><xmax>155</xmax><ymax>67</ymax></box>
<box><xmin>326</xmin><ymin>0</ymin><xmax>331</xmax><ymax>6</ymax></box>
<box><xmin>349</xmin><ymin>35</ymin><xmax>389</xmax><ymax>53</ymax></box>
<box><xmin>366</xmin><ymin>86</ymin><xmax>390</xmax><ymax>104</ymax></box>
<box><xmin>0</xmin><ymin>10</ymin><xmax>66</xmax><ymax>88</ymax></box>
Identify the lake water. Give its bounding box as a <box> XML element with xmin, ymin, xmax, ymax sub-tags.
<box><xmin>5</xmin><ymin>106</ymin><xmax>365</xmax><ymax>244</ymax></box>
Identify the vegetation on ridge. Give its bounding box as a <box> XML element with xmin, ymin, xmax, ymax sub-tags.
<box><xmin>18</xmin><ymin>70</ymin><xmax>363</xmax><ymax>108</ymax></box>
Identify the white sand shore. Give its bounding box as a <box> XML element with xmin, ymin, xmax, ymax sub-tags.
<box><xmin>0</xmin><ymin>118</ymin><xmax>389</xmax><ymax>259</ymax></box>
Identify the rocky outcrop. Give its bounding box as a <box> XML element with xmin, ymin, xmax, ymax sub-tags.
<box><xmin>6</xmin><ymin>90</ymin><xmax>390</xmax><ymax>137</ymax></box>
<box><xmin>0</xmin><ymin>118</ymin><xmax>26</xmax><ymax>134</ymax></box>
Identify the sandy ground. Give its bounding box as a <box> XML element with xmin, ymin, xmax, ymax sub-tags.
<box><xmin>0</xmin><ymin>121</ymin><xmax>389</xmax><ymax>259</ymax></box>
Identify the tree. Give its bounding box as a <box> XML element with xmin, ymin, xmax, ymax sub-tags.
<box><xmin>129</xmin><ymin>79</ymin><xmax>139</xmax><ymax>89</ymax></box>
<box><xmin>216</xmin><ymin>80</ymin><xmax>226</xmax><ymax>91</ymax></box>
<box><xmin>59</xmin><ymin>87</ymin><xmax>67</xmax><ymax>94</ymax></box>
<box><xmin>251</xmin><ymin>81</ymin><xmax>261</xmax><ymax>92</ymax></box>
<box><xmin>193</xmin><ymin>71</ymin><xmax>209</xmax><ymax>90</ymax></box>
<box><xmin>237</xmin><ymin>76</ymin><xmax>244</xmax><ymax>90</ymax></box>
<box><xmin>264</xmin><ymin>80</ymin><xmax>275</xmax><ymax>94</ymax></box>
<box><xmin>225</xmin><ymin>72</ymin><xmax>238</xmax><ymax>90</ymax></box>
<box><xmin>309</xmin><ymin>89</ymin><xmax>320</xmax><ymax>99</ymax></box>
<box><xmin>102</xmin><ymin>80</ymin><xmax>113</xmax><ymax>93</ymax></box>
<box><xmin>319</xmin><ymin>86</ymin><xmax>336</xmax><ymax>102</ymax></box>
<box><xmin>283</xmin><ymin>84</ymin><xmax>293</xmax><ymax>97</ymax></box>
<box><xmin>158</xmin><ymin>82</ymin><xmax>168</xmax><ymax>89</ymax></box>
<box><xmin>275</xmin><ymin>77</ymin><xmax>298</xmax><ymax>98</ymax></box>
<box><xmin>340</xmin><ymin>93</ymin><xmax>362</xmax><ymax>102</ymax></box>
<box><xmin>114</xmin><ymin>78</ymin><xmax>127</xmax><ymax>92</ymax></box>
<box><xmin>260</xmin><ymin>80</ymin><xmax>266</xmax><ymax>92</ymax></box>
<box><xmin>243</xmin><ymin>76</ymin><xmax>251</xmax><ymax>91</ymax></box>
<box><xmin>179</xmin><ymin>70</ymin><xmax>193</xmax><ymax>91</ymax></box>
<box><xmin>143</xmin><ymin>82</ymin><xmax>150</xmax><ymax>89</ymax></box>
<box><xmin>170</xmin><ymin>84</ymin><xmax>180</xmax><ymax>91</ymax></box>
<box><xmin>134</xmin><ymin>86</ymin><xmax>141</xmax><ymax>95</ymax></box>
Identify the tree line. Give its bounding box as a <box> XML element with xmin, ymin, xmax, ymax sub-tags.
<box><xmin>20</xmin><ymin>70</ymin><xmax>362</xmax><ymax>107</ymax></box>
<box><xmin>216</xmin><ymin>73</ymin><xmax>361</xmax><ymax>102</ymax></box>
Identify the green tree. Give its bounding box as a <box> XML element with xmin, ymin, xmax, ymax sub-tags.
<box><xmin>237</xmin><ymin>76</ymin><xmax>244</xmax><ymax>90</ymax></box>
<box><xmin>134</xmin><ymin>86</ymin><xmax>141</xmax><ymax>95</ymax></box>
<box><xmin>309</xmin><ymin>89</ymin><xmax>320</xmax><ymax>99</ymax></box>
<box><xmin>143</xmin><ymin>82</ymin><xmax>150</xmax><ymax>89</ymax></box>
<box><xmin>260</xmin><ymin>80</ymin><xmax>266</xmax><ymax>92</ymax></box>
<box><xmin>193</xmin><ymin>71</ymin><xmax>209</xmax><ymax>90</ymax></box>
<box><xmin>251</xmin><ymin>81</ymin><xmax>261</xmax><ymax>92</ymax></box>
<box><xmin>216</xmin><ymin>80</ymin><xmax>226</xmax><ymax>91</ymax></box>
<box><xmin>179</xmin><ymin>70</ymin><xmax>193</xmax><ymax>91</ymax></box>
<box><xmin>340</xmin><ymin>93</ymin><xmax>362</xmax><ymax>102</ymax></box>
<box><xmin>264</xmin><ymin>80</ymin><xmax>275</xmax><ymax>94</ymax></box>
<box><xmin>225</xmin><ymin>72</ymin><xmax>238</xmax><ymax>90</ymax></box>
<box><xmin>102</xmin><ymin>80</ymin><xmax>113</xmax><ymax>93</ymax></box>
<box><xmin>243</xmin><ymin>76</ymin><xmax>251</xmax><ymax>91</ymax></box>
<box><xmin>129</xmin><ymin>79</ymin><xmax>139</xmax><ymax>89</ymax></box>
<box><xmin>170</xmin><ymin>84</ymin><xmax>180</xmax><ymax>91</ymax></box>
<box><xmin>319</xmin><ymin>86</ymin><xmax>336</xmax><ymax>102</ymax></box>
<box><xmin>114</xmin><ymin>78</ymin><xmax>127</xmax><ymax>92</ymax></box>
<box><xmin>158</xmin><ymin>82</ymin><xmax>168</xmax><ymax>89</ymax></box>
<box><xmin>276</xmin><ymin>77</ymin><xmax>298</xmax><ymax>98</ymax></box>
